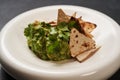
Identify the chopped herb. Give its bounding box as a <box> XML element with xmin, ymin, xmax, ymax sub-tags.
<box><xmin>24</xmin><ymin>21</ymin><xmax>74</xmax><ymax>61</ymax></box>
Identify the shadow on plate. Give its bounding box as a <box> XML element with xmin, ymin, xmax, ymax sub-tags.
<box><xmin>0</xmin><ymin>67</ymin><xmax>120</xmax><ymax>80</ymax></box>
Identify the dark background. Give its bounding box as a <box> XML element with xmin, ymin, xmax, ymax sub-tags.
<box><xmin>0</xmin><ymin>0</ymin><xmax>120</xmax><ymax>80</ymax></box>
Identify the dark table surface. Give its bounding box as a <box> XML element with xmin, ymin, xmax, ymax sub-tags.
<box><xmin>0</xmin><ymin>0</ymin><xmax>120</xmax><ymax>80</ymax></box>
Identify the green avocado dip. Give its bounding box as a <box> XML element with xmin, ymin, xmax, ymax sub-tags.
<box><xmin>23</xmin><ymin>8</ymin><xmax>97</xmax><ymax>62</ymax></box>
<box><xmin>24</xmin><ymin>8</ymin><xmax>85</xmax><ymax>61</ymax></box>
<box><xmin>24</xmin><ymin>20</ymin><xmax>80</xmax><ymax>61</ymax></box>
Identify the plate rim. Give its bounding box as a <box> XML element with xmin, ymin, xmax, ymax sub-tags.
<box><xmin>0</xmin><ymin>5</ymin><xmax>120</xmax><ymax>79</ymax></box>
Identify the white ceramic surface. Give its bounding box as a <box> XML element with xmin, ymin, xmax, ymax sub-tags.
<box><xmin>0</xmin><ymin>5</ymin><xmax>120</xmax><ymax>80</ymax></box>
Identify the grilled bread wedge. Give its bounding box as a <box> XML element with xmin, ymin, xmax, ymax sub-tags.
<box><xmin>57</xmin><ymin>9</ymin><xmax>70</xmax><ymax>24</ymax></box>
<box><xmin>69</xmin><ymin>28</ymin><xmax>96</xmax><ymax>57</ymax></box>
<box><xmin>76</xmin><ymin>47</ymin><xmax>100</xmax><ymax>62</ymax></box>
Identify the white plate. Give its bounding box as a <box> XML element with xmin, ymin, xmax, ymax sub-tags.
<box><xmin>0</xmin><ymin>5</ymin><xmax>120</xmax><ymax>80</ymax></box>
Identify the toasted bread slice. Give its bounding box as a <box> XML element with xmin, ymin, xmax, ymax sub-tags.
<box><xmin>76</xmin><ymin>47</ymin><xmax>100</xmax><ymax>62</ymax></box>
<box><xmin>82</xmin><ymin>22</ymin><xmax>96</xmax><ymax>33</ymax></box>
<box><xmin>69</xmin><ymin>28</ymin><xmax>96</xmax><ymax>57</ymax></box>
<box><xmin>78</xmin><ymin>17</ymin><xmax>96</xmax><ymax>38</ymax></box>
<box><xmin>57</xmin><ymin>9</ymin><xmax>70</xmax><ymax>24</ymax></box>
<box><xmin>78</xmin><ymin>17</ymin><xmax>96</xmax><ymax>33</ymax></box>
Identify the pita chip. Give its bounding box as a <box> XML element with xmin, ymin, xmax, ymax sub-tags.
<box><xmin>69</xmin><ymin>28</ymin><xmax>96</xmax><ymax>57</ymax></box>
<box><xmin>76</xmin><ymin>47</ymin><xmax>100</xmax><ymax>62</ymax></box>
<box><xmin>57</xmin><ymin>9</ymin><xmax>70</xmax><ymax>24</ymax></box>
<box><xmin>78</xmin><ymin>17</ymin><xmax>96</xmax><ymax>33</ymax></box>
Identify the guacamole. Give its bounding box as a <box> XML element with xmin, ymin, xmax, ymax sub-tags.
<box><xmin>24</xmin><ymin>21</ymin><xmax>80</xmax><ymax>61</ymax></box>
